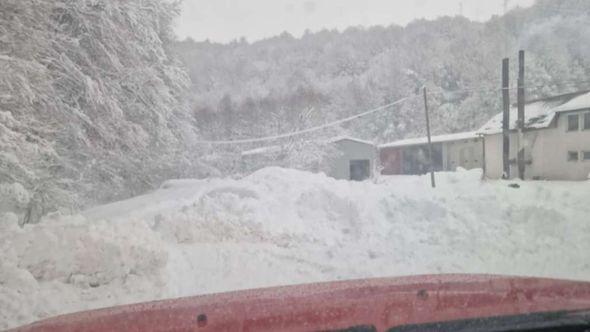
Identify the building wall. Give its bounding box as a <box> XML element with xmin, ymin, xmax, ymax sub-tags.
<box><xmin>330</xmin><ymin>140</ymin><xmax>377</xmax><ymax>180</ymax></box>
<box><xmin>380</xmin><ymin>139</ymin><xmax>483</xmax><ymax>175</ymax></box>
<box><xmin>380</xmin><ymin>147</ymin><xmax>403</xmax><ymax>175</ymax></box>
<box><xmin>401</xmin><ymin>144</ymin><xmax>443</xmax><ymax>175</ymax></box>
<box><xmin>483</xmin><ymin>132</ymin><xmax>521</xmax><ymax>179</ymax></box>
<box><xmin>533</xmin><ymin>110</ymin><xmax>590</xmax><ymax>180</ymax></box>
<box><xmin>442</xmin><ymin>138</ymin><xmax>484</xmax><ymax>171</ymax></box>
<box><xmin>484</xmin><ymin>110</ymin><xmax>590</xmax><ymax>180</ymax></box>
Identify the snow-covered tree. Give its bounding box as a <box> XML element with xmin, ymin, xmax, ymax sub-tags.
<box><xmin>173</xmin><ymin>0</ymin><xmax>590</xmax><ymax>155</ymax></box>
<box><xmin>0</xmin><ymin>0</ymin><xmax>208</xmax><ymax>222</ymax></box>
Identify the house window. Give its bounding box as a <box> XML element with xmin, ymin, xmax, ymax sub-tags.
<box><xmin>568</xmin><ymin>151</ymin><xmax>579</xmax><ymax>162</ymax></box>
<box><xmin>568</xmin><ymin>114</ymin><xmax>579</xmax><ymax>131</ymax></box>
<box><xmin>584</xmin><ymin>113</ymin><xmax>590</xmax><ymax>130</ymax></box>
<box><xmin>583</xmin><ymin>151</ymin><xmax>590</xmax><ymax>161</ymax></box>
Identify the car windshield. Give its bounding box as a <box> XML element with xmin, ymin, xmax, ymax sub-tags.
<box><xmin>1</xmin><ymin>0</ymin><xmax>590</xmax><ymax>330</ymax></box>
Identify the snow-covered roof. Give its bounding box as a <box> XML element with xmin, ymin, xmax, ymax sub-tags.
<box><xmin>380</xmin><ymin>131</ymin><xmax>480</xmax><ymax>148</ymax></box>
<box><xmin>478</xmin><ymin>90</ymin><xmax>590</xmax><ymax>135</ymax></box>
<box><xmin>552</xmin><ymin>91</ymin><xmax>590</xmax><ymax>113</ymax></box>
<box><xmin>328</xmin><ymin>136</ymin><xmax>375</xmax><ymax>146</ymax></box>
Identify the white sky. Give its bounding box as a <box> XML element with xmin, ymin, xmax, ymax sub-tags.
<box><xmin>175</xmin><ymin>0</ymin><xmax>536</xmax><ymax>43</ymax></box>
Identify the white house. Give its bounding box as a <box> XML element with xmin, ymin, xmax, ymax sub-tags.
<box><xmin>478</xmin><ymin>91</ymin><xmax>590</xmax><ymax>181</ymax></box>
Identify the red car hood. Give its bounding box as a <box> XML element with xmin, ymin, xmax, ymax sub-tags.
<box><xmin>12</xmin><ymin>274</ymin><xmax>590</xmax><ymax>332</ymax></box>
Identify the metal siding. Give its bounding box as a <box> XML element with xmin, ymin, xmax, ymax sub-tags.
<box><xmin>444</xmin><ymin>138</ymin><xmax>483</xmax><ymax>172</ymax></box>
<box><xmin>330</xmin><ymin>140</ymin><xmax>377</xmax><ymax>180</ymax></box>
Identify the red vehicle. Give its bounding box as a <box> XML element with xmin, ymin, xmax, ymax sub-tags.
<box><xmin>12</xmin><ymin>274</ymin><xmax>590</xmax><ymax>332</ymax></box>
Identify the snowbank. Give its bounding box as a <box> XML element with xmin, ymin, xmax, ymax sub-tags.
<box><xmin>1</xmin><ymin>167</ymin><xmax>590</xmax><ymax>329</ymax></box>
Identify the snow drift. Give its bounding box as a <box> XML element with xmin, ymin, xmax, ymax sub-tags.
<box><xmin>1</xmin><ymin>167</ymin><xmax>590</xmax><ymax>329</ymax></box>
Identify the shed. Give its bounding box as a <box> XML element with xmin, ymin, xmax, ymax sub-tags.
<box><xmin>239</xmin><ymin>137</ymin><xmax>378</xmax><ymax>181</ymax></box>
<box><xmin>328</xmin><ymin>137</ymin><xmax>377</xmax><ymax>181</ymax></box>
<box><xmin>380</xmin><ymin>132</ymin><xmax>483</xmax><ymax>175</ymax></box>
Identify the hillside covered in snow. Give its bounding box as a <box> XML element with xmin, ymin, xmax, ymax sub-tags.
<box><xmin>0</xmin><ymin>0</ymin><xmax>209</xmax><ymax>222</ymax></box>
<box><xmin>2</xmin><ymin>168</ymin><xmax>590</xmax><ymax>329</ymax></box>
<box><xmin>173</xmin><ymin>0</ymin><xmax>590</xmax><ymax>148</ymax></box>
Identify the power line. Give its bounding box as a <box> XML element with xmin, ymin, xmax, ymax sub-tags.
<box><xmin>518</xmin><ymin>79</ymin><xmax>590</xmax><ymax>95</ymax></box>
<box><xmin>195</xmin><ymin>96</ymin><xmax>415</xmax><ymax>145</ymax></box>
<box><xmin>427</xmin><ymin>84</ymin><xmax>514</xmax><ymax>96</ymax></box>
<box><xmin>428</xmin><ymin>78</ymin><xmax>590</xmax><ymax>97</ymax></box>
<box><xmin>196</xmin><ymin>78</ymin><xmax>590</xmax><ymax>146</ymax></box>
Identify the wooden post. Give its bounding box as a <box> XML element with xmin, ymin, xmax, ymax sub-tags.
<box><xmin>480</xmin><ymin>134</ymin><xmax>486</xmax><ymax>180</ymax></box>
<box><xmin>502</xmin><ymin>58</ymin><xmax>511</xmax><ymax>179</ymax></box>
<box><xmin>517</xmin><ymin>50</ymin><xmax>525</xmax><ymax>180</ymax></box>
<box><xmin>423</xmin><ymin>87</ymin><xmax>436</xmax><ymax>188</ymax></box>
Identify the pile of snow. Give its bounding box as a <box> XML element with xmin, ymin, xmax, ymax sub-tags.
<box><xmin>1</xmin><ymin>167</ymin><xmax>590</xmax><ymax>329</ymax></box>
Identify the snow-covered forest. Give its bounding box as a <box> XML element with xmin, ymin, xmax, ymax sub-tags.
<box><xmin>2</xmin><ymin>0</ymin><xmax>590</xmax><ymax>220</ymax></box>
<box><xmin>0</xmin><ymin>0</ymin><xmax>214</xmax><ymax>223</ymax></box>
<box><xmin>174</xmin><ymin>0</ymin><xmax>590</xmax><ymax>147</ymax></box>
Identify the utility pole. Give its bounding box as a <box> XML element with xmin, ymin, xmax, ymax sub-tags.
<box><xmin>479</xmin><ymin>134</ymin><xmax>486</xmax><ymax>180</ymax></box>
<box><xmin>503</xmin><ymin>0</ymin><xmax>511</xmax><ymax>57</ymax></box>
<box><xmin>423</xmin><ymin>87</ymin><xmax>436</xmax><ymax>188</ymax></box>
<box><xmin>517</xmin><ymin>50</ymin><xmax>525</xmax><ymax>180</ymax></box>
<box><xmin>502</xmin><ymin>58</ymin><xmax>511</xmax><ymax>179</ymax></box>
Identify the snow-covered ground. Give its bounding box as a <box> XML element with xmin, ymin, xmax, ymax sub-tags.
<box><xmin>1</xmin><ymin>167</ymin><xmax>590</xmax><ymax>329</ymax></box>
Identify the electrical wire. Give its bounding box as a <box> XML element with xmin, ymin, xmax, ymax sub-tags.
<box><xmin>195</xmin><ymin>95</ymin><xmax>416</xmax><ymax>145</ymax></box>
<box><xmin>428</xmin><ymin>78</ymin><xmax>590</xmax><ymax>97</ymax></box>
<box><xmin>196</xmin><ymin>77</ymin><xmax>590</xmax><ymax>146</ymax></box>
<box><xmin>427</xmin><ymin>84</ymin><xmax>515</xmax><ymax>96</ymax></box>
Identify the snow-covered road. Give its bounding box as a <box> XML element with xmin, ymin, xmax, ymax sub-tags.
<box><xmin>1</xmin><ymin>168</ymin><xmax>589</xmax><ymax>329</ymax></box>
